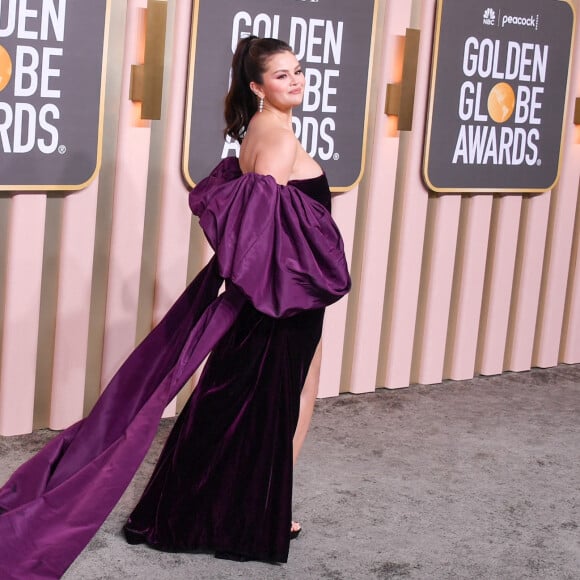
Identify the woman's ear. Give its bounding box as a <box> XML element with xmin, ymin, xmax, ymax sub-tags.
<box><xmin>249</xmin><ymin>81</ymin><xmax>264</xmax><ymax>100</ymax></box>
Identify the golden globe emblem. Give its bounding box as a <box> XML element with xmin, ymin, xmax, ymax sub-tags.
<box><xmin>487</xmin><ymin>82</ymin><xmax>516</xmax><ymax>123</ymax></box>
<box><xmin>0</xmin><ymin>45</ymin><xmax>12</xmax><ymax>92</ymax></box>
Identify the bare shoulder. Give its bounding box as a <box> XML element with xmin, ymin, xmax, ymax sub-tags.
<box><xmin>241</xmin><ymin>120</ymin><xmax>298</xmax><ymax>184</ymax></box>
<box><xmin>258</xmin><ymin>126</ymin><xmax>298</xmax><ymax>164</ymax></box>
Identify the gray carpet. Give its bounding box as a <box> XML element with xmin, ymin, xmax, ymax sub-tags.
<box><xmin>1</xmin><ymin>364</ymin><xmax>579</xmax><ymax>579</ymax></box>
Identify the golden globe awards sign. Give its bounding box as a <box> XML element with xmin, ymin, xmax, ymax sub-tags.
<box><xmin>0</xmin><ymin>0</ymin><xmax>110</xmax><ymax>191</ymax></box>
<box><xmin>184</xmin><ymin>0</ymin><xmax>378</xmax><ymax>191</ymax></box>
<box><xmin>423</xmin><ymin>0</ymin><xmax>575</xmax><ymax>193</ymax></box>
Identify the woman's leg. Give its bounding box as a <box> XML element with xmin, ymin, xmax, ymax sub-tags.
<box><xmin>293</xmin><ymin>340</ymin><xmax>322</xmax><ymax>464</ymax></box>
<box><xmin>290</xmin><ymin>341</ymin><xmax>321</xmax><ymax>535</ymax></box>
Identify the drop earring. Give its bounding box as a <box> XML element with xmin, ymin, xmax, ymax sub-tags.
<box><xmin>258</xmin><ymin>96</ymin><xmax>264</xmax><ymax>113</ymax></box>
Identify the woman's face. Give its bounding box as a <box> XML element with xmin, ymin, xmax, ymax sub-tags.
<box><xmin>252</xmin><ymin>51</ymin><xmax>305</xmax><ymax>111</ymax></box>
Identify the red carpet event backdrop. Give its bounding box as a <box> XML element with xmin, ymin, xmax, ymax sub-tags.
<box><xmin>0</xmin><ymin>0</ymin><xmax>578</xmax><ymax>436</ymax></box>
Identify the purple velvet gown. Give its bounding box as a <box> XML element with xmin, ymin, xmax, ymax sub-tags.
<box><xmin>123</xmin><ymin>172</ymin><xmax>331</xmax><ymax>563</ymax></box>
<box><xmin>0</xmin><ymin>158</ymin><xmax>350</xmax><ymax>579</ymax></box>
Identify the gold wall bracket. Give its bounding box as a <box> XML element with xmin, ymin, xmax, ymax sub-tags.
<box><xmin>129</xmin><ymin>0</ymin><xmax>168</xmax><ymax>120</ymax></box>
<box><xmin>574</xmin><ymin>97</ymin><xmax>580</xmax><ymax>125</ymax></box>
<box><xmin>385</xmin><ymin>28</ymin><xmax>420</xmax><ymax>131</ymax></box>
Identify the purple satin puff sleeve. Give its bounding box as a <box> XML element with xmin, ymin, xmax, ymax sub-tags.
<box><xmin>190</xmin><ymin>157</ymin><xmax>351</xmax><ymax>317</ymax></box>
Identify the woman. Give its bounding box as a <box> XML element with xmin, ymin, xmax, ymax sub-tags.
<box><xmin>0</xmin><ymin>37</ymin><xmax>349</xmax><ymax>577</ymax></box>
<box><xmin>235</xmin><ymin>32</ymin><xmax>326</xmax><ymax>532</ymax></box>
<box><xmin>123</xmin><ymin>35</ymin><xmax>336</xmax><ymax>562</ymax></box>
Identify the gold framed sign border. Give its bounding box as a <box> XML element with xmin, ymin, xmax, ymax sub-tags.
<box><xmin>1</xmin><ymin>0</ymin><xmax>112</xmax><ymax>192</ymax></box>
<box><xmin>422</xmin><ymin>0</ymin><xmax>577</xmax><ymax>195</ymax></box>
<box><xmin>182</xmin><ymin>0</ymin><xmax>380</xmax><ymax>193</ymax></box>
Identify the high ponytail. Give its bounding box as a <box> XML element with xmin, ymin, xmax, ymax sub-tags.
<box><xmin>224</xmin><ymin>36</ymin><xmax>293</xmax><ymax>143</ymax></box>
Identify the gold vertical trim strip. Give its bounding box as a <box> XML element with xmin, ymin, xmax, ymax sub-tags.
<box><xmin>136</xmin><ymin>0</ymin><xmax>176</xmax><ymax>343</ymax></box>
<box><xmin>33</xmin><ymin>196</ymin><xmax>65</xmax><ymax>429</ymax></box>
<box><xmin>0</xmin><ymin>197</ymin><xmax>11</xmax><ymax>380</ymax></box>
<box><xmin>385</xmin><ymin>28</ymin><xmax>421</xmax><ymax>131</ymax></box>
<box><xmin>140</xmin><ymin>0</ymin><xmax>168</xmax><ymax>120</ymax></box>
<box><xmin>385</xmin><ymin>82</ymin><xmax>402</xmax><ymax>116</ymax></box>
<box><xmin>135</xmin><ymin>144</ymin><xmax>162</xmax><ymax>344</ymax></box>
<box><xmin>397</xmin><ymin>28</ymin><xmax>420</xmax><ymax>131</ymax></box>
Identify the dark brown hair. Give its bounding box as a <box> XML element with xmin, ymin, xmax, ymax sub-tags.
<box><xmin>224</xmin><ymin>36</ymin><xmax>293</xmax><ymax>142</ymax></box>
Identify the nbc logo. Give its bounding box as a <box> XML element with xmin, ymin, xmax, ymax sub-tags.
<box><xmin>483</xmin><ymin>8</ymin><xmax>496</xmax><ymax>26</ymax></box>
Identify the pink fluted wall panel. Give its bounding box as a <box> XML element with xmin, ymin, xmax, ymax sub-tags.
<box><xmin>444</xmin><ymin>197</ymin><xmax>493</xmax><ymax>380</ymax></box>
<box><xmin>412</xmin><ymin>195</ymin><xmax>461</xmax><ymax>385</ymax></box>
<box><xmin>319</xmin><ymin>189</ymin><xmax>357</xmax><ymax>398</ymax></box>
<box><xmin>343</xmin><ymin>0</ymin><xmax>408</xmax><ymax>394</ymax></box>
<box><xmin>49</xmin><ymin>183</ymin><xmax>99</xmax><ymax>429</ymax></box>
<box><xmin>0</xmin><ymin>196</ymin><xmax>47</xmax><ymax>435</ymax></box>
<box><xmin>476</xmin><ymin>196</ymin><xmax>523</xmax><ymax>375</ymax></box>
<box><xmin>504</xmin><ymin>193</ymin><xmax>551</xmax><ymax>372</ymax></box>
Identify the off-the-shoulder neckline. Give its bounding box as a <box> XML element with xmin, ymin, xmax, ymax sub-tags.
<box><xmin>226</xmin><ymin>156</ymin><xmax>325</xmax><ymax>185</ymax></box>
<box><xmin>288</xmin><ymin>172</ymin><xmax>326</xmax><ymax>184</ymax></box>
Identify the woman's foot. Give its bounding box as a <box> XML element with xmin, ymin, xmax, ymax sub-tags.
<box><xmin>290</xmin><ymin>521</ymin><xmax>302</xmax><ymax>539</ymax></box>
